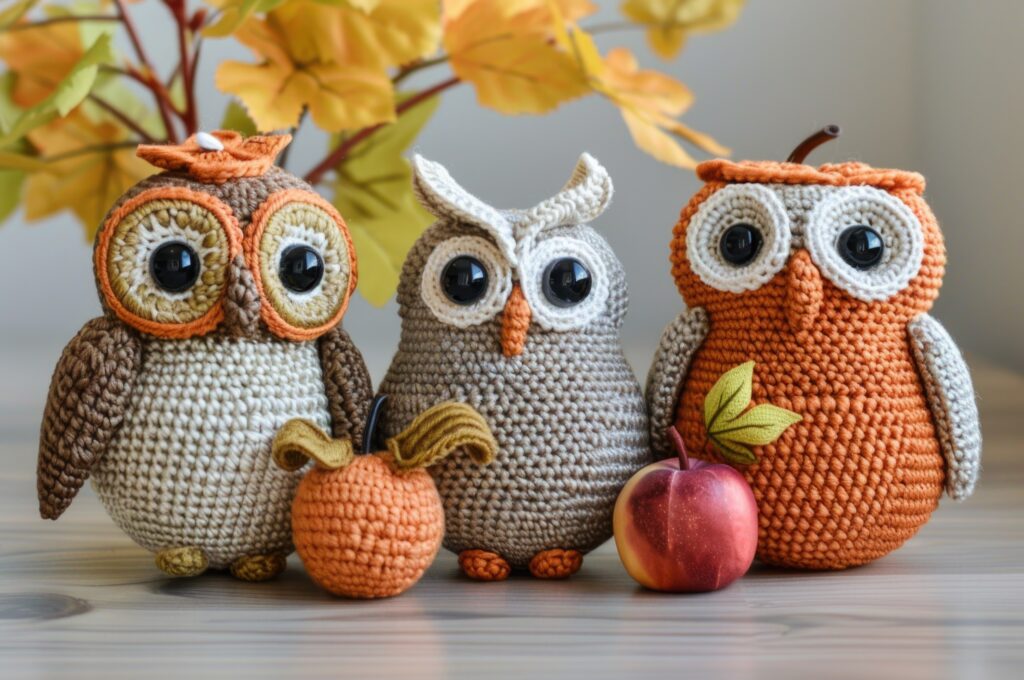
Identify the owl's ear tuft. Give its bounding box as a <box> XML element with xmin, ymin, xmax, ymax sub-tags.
<box><xmin>523</xmin><ymin>152</ymin><xmax>613</xmax><ymax>231</ymax></box>
<box><xmin>410</xmin><ymin>155</ymin><xmax>516</xmax><ymax>259</ymax></box>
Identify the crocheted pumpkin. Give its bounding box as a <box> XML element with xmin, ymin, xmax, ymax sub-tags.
<box><xmin>36</xmin><ymin>131</ymin><xmax>373</xmax><ymax>582</ymax></box>
<box><xmin>378</xmin><ymin>153</ymin><xmax>651</xmax><ymax>581</ymax></box>
<box><xmin>646</xmin><ymin>126</ymin><xmax>982</xmax><ymax>570</ymax></box>
<box><xmin>273</xmin><ymin>401</ymin><xmax>497</xmax><ymax>599</ymax></box>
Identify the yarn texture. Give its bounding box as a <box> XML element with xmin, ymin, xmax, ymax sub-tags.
<box><xmin>381</xmin><ymin>153</ymin><xmax>650</xmax><ymax>571</ymax></box>
<box><xmin>649</xmin><ymin>158</ymin><xmax>982</xmax><ymax>570</ymax></box>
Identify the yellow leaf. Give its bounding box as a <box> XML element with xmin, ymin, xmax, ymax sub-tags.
<box><xmin>24</xmin><ymin>110</ymin><xmax>152</xmax><ymax>239</ymax></box>
<box><xmin>621</xmin><ymin>0</ymin><xmax>746</xmax><ymax>59</ymax></box>
<box><xmin>558</xmin><ymin>25</ymin><xmax>727</xmax><ymax>166</ymax></box>
<box><xmin>0</xmin><ymin>17</ymin><xmax>83</xmax><ymax>108</ymax></box>
<box><xmin>702</xmin><ymin>361</ymin><xmax>802</xmax><ymax>466</ymax></box>
<box><xmin>330</xmin><ymin>0</ymin><xmax>440</xmax><ymax>70</ymax></box>
<box><xmin>332</xmin><ymin>93</ymin><xmax>439</xmax><ymax>305</ymax></box>
<box><xmin>443</xmin><ymin>0</ymin><xmax>593</xmax><ymax>114</ymax></box>
<box><xmin>214</xmin><ymin>5</ymin><xmax>395</xmax><ymax>132</ymax></box>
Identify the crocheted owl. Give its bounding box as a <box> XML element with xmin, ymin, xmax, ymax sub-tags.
<box><xmin>379</xmin><ymin>154</ymin><xmax>650</xmax><ymax>580</ymax></box>
<box><xmin>647</xmin><ymin>126</ymin><xmax>982</xmax><ymax>570</ymax></box>
<box><xmin>36</xmin><ymin>131</ymin><xmax>373</xmax><ymax>581</ymax></box>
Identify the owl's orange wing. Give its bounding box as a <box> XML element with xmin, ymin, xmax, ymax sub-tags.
<box><xmin>318</xmin><ymin>326</ymin><xmax>374</xmax><ymax>451</ymax></box>
<box><xmin>38</xmin><ymin>317</ymin><xmax>141</xmax><ymax>519</ymax></box>
<box><xmin>645</xmin><ymin>307</ymin><xmax>709</xmax><ymax>457</ymax></box>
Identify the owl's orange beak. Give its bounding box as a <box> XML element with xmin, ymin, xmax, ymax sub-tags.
<box><xmin>785</xmin><ymin>249</ymin><xmax>823</xmax><ymax>333</ymax></box>
<box><xmin>501</xmin><ymin>284</ymin><xmax>531</xmax><ymax>357</ymax></box>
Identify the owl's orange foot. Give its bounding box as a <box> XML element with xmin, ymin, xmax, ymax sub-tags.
<box><xmin>155</xmin><ymin>546</ymin><xmax>209</xmax><ymax>578</ymax></box>
<box><xmin>529</xmin><ymin>549</ymin><xmax>583</xmax><ymax>579</ymax></box>
<box><xmin>458</xmin><ymin>549</ymin><xmax>511</xmax><ymax>581</ymax></box>
<box><xmin>230</xmin><ymin>553</ymin><xmax>287</xmax><ymax>582</ymax></box>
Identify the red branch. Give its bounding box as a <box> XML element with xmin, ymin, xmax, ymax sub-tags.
<box><xmin>166</xmin><ymin>0</ymin><xmax>198</xmax><ymax>134</ymax></box>
<box><xmin>114</xmin><ymin>0</ymin><xmax>180</xmax><ymax>142</ymax></box>
<box><xmin>304</xmin><ymin>76</ymin><xmax>461</xmax><ymax>185</ymax></box>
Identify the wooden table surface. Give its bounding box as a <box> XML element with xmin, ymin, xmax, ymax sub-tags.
<box><xmin>1</xmin><ymin>351</ymin><xmax>1022</xmax><ymax>679</ymax></box>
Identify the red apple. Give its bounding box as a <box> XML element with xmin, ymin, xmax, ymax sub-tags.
<box><xmin>613</xmin><ymin>427</ymin><xmax>758</xmax><ymax>592</ymax></box>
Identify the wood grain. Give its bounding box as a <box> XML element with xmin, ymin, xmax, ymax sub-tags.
<box><xmin>0</xmin><ymin>356</ymin><xmax>1022</xmax><ymax>679</ymax></box>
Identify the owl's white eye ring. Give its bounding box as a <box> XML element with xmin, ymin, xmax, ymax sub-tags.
<box><xmin>421</xmin><ymin>235</ymin><xmax>511</xmax><ymax>327</ymax></box>
<box><xmin>686</xmin><ymin>184</ymin><xmax>791</xmax><ymax>293</ymax></box>
<box><xmin>806</xmin><ymin>187</ymin><xmax>923</xmax><ymax>301</ymax></box>
<box><xmin>520</xmin><ymin>236</ymin><xmax>608</xmax><ymax>331</ymax></box>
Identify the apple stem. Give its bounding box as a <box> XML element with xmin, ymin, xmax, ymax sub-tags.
<box><xmin>665</xmin><ymin>426</ymin><xmax>690</xmax><ymax>470</ymax></box>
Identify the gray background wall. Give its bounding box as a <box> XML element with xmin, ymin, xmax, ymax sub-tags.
<box><xmin>1</xmin><ymin>0</ymin><xmax>1021</xmax><ymax>402</ymax></box>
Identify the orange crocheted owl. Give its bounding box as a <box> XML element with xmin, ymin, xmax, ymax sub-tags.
<box><xmin>646</xmin><ymin>126</ymin><xmax>982</xmax><ymax>570</ymax></box>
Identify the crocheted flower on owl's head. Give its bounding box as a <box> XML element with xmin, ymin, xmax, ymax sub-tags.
<box><xmin>136</xmin><ymin>130</ymin><xmax>292</xmax><ymax>184</ymax></box>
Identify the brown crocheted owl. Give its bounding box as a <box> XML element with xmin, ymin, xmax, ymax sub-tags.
<box><xmin>646</xmin><ymin>126</ymin><xmax>982</xmax><ymax>570</ymax></box>
<box><xmin>36</xmin><ymin>131</ymin><xmax>373</xmax><ymax>581</ymax></box>
<box><xmin>379</xmin><ymin>154</ymin><xmax>651</xmax><ymax>581</ymax></box>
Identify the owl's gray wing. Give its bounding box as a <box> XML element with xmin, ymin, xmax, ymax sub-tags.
<box><xmin>319</xmin><ymin>325</ymin><xmax>374</xmax><ymax>450</ymax></box>
<box><xmin>908</xmin><ymin>314</ymin><xmax>982</xmax><ymax>500</ymax></box>
<box><xmin>38</xmin><ymin>317</ymin><xmax>141</xmax><ymax>520</ymax></box>
<box><xmin>645</xmin><ymin>307</ymin><xmax>709</xmax><ymax>457</ymax></box>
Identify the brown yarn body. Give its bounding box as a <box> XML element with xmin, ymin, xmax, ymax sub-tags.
<box><xmin>671</xmin><ymin>163</ymin><xmax>947</xmax><ymax>570</ymax></box>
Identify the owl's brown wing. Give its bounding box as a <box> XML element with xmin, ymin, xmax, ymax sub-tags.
<box><xmin>38</xmin><ymin>317</ymin><xmax>141</xmax><ymax>520</ymax></box>
<box><xmin>908</xmin><ymin>314</ymin><xmax>982</xmax><ymax>500</ymax></box>
<box><xmin>318</xmin><ymin>325</ymin><xmax>373</xmax><ymax>451</ymax></box>
<box><xmin>645</xmin><ymin>307</ymin><xmax>709</xmax><ymax>457</ymax></box>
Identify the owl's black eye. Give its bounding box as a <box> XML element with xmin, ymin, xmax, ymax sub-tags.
<box><xmin>543</xmin><ymin>257</ymin><xmax>592</xmax><ymax>307</ymax></box>
<box><xmin>279</xmin><ymin>245</ymin><xmax>324</xmax><ymax>293</ymax></box>
<box><xmin>150</xmin><ymin>241</ymin><xmax>200</xmax><ymax>292</ymax></box>
<box><xmin>838</xmin><ymin>225</ymin><xmax>884</xmax><ymax>270</ymax></box>
<box><xmin>441</xmin><ymin>255</ymin><xmax>488</xmax><ymax>305</ymax></box>
<box><xmin>719</xmin><ymin>223</ymin><xmax>763</xmax><ymax>265</ymax></box>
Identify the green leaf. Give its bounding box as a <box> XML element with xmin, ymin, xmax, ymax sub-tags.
<box><xmin>0</xmin><ymin>0</ymin><xmax>38</xmax><ymax>29</ymax></box>
<box><xmin>331</xmin><ymin>93</ymin><xmax>439</xmax><ymax>306</ymax></box>
<box><xmin>0</xmin><ymin>33</ymin><xmax>114</xmax><ymax>145</ymax></box>
<box><xmin>0</xmin><ymin>149</ymin><xmax>48</xmax><ymax>171</ymax></box>
<box><xmin>0</xmin><ymin>167</ymin><xmax>25</xmax><ymax>225</ymax></box>
<box><xmin>702</xmin><ymin>361</ymin><xmax>802</xmax><ymax>465</ymax></box>
<box><xmin>0</xmin><ymin>72</ymin><xmax>21</xmax><ymax>132</ymax></box>
<box><xmin>703</xmin><ymin>360</ymin><xmax>753</xmax><ymax>433</ymax></box>
<box><xmin>711</xmin><ymin>403</ymin><xmax>802</xmax><ymax>447</ymax></box>
<box><xmin>221</xmin><ymin>99</ymin><xmax>259</xmax><ymax>136</ymax></box>
<box><xmin>202</xmin><ymin>0</ymin><xmax>286</xmax><ymax>37</ymax></box>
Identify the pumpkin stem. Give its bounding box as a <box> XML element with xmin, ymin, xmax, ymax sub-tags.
<box><xmin>387</xmin><ymin>402</ymin><xmax>497</xmax><ymax>470</ymax></box>
<box><xmin>272</xmin><ymin>419</ymin><xmax>354</xmax><ymax>471</ymax></box>
<box><xmin>786</xmin><ymin>124</ymin><xmax>841</xmax><ymax>164</ymax></box>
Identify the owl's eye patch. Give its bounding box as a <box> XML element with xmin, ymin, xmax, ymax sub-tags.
<box><xmin>421</xmin><ymin>235</ymin><xmax>511</xmax><ymax>327</ymax></box>
<box><xmin>245</xmin><ymin>189</ymin><xmax>356</xmax><ymax>341</ymax></box>
<box><xmin>95</xmin><ymin>186</ymin><xmax>241</xmax><ymax>338</ymax></box>
<box><xmin>519</xmin><ymin>236</ymin><xmax>608</xmax><ymax>331</ymax></box>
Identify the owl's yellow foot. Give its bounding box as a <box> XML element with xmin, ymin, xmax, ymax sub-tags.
<box><xmin>155</xmin><ymin>546</ymin><xmax>209</xmax><ymax>578</ymax></box>
<box><xmin>529</xmin><ymin>549</ymin><xmax>583</xmax><ymax>579</ymax></box>
<box><xmin>230</xmin><ymin>553</ymin><xmax>287</xmax><ymax>582</ymax></box>
<box><xmin>458</xmin><ymin>549</ymin><xmax>510</xmax><ymax>581</ymax></box>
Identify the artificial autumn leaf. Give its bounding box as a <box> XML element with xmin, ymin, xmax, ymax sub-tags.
<box><xmin>329</xmin><ymin>0</ymin><xmax>440</xmax><ymax>70</ymax></box>
<box><xmin>202</xmin><ymin>0</ymin><xmax>287</xmax><ymax>38</ymax></box>
<box><xmin>220</xmin><ymin>99</ymin><xmax>258</xmax><ymax>135</ymax></box>
<box><xmin>443</xmin><ymin>0</ymin><xmax>595</xmax><ymax>114</ymax></box>
<box><xmin>558</xmin><ymin>22</ymin><xmax>726</xmax><ymax>167</ymax></box>
<box><xmin>0</xmin><ymin>15</ymin><xmax>84</xmax><ymax>107</ymax></box>
<box><xmin>0</xmin><ymin>34</ymin><xmax>114</xmax><ymax>145</ymax></box>
<box><xmin>0</xmin><ymin>1</ymin><xmax>39</xmax><ymax>30</ymax></box>
<box><xmin>703</xmin><ymin>361</ymin><xmax>802</xmax><ymax>465</ymax></box>
<box><xmin>215</xmin><ymin>5</ymin><xmax>395</xmax><ymax>132</ymax></box>
<box><xmin>331</xmin><ymin>93</ymin><xmax>439</xmax><ymax>305</ymax></box>
<box><xmin>23</xmin><ymin>110</ymin><xmax>152</xmax><ymax>238</ymax></box>
<box><xmin>621</xmin><ymin>0</ymin><xmax>745</xmax><ymax>60</ymax></box>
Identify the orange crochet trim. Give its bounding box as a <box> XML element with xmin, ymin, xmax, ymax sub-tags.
<box><xmin>501</xmin><ymin>284</ymin><xmax>530</xmax><ymax>357</ymax></box>
<box><xmin>244</xmin><ymin>188</ymin><xmax>358</xmax><ymax>342</ymax></box>
<box><xmin>697</xmin><ymin>160</ymin><xmax>926</xmax><ymax>195</ymax></box>
<box><xmin>95</xmin><ymin>186</ymin><xmax>242</xmax><ymax>339</ymax></box>
<box><xmin>136</xmin><ymin>131</ymin><xmax>291</xmax><ymax>183</ymax></box>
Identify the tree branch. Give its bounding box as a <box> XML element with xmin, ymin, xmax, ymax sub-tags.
<box><xmin>43</xmin><ymin>141</ymin><xmax>143</xmax><ymax>163</ymax></box>
<box><xmin>166</xmin><ymin>0</ymin><xmax>198</xmax><ymax>134</ymax></box>
<box><xmin>392</xmin><ymin>55</ymin><xmax>451</xmax><ymax>86</ymax></box>
<box><xmin>87</xmin><ymin>94</ymin><xmax>157</xmax><ymax>143</ymax></box>
<box><xmin>114</xmin><ymin>0</ymin><xmax>180</xmax><ymax>142</ymax></box>
<box><xmin>4</xmin><ymin>15</ymin><xmax>119</xmax><ymax>31</ymax></box>
<box><xmin>304</xmin><ymin>76</ymin><xmax>460</xmax><ymax>185</ymax></box>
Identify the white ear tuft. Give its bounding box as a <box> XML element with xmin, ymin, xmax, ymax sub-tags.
<box><xmin>410</xmin><ymin>155</ymin><xmax>516</xmax><ymax>259</ymax></box>
<box><xmin>521</xmin><ymin>152</ymin><xmax>614</xmax><ymax>231</ymax></box>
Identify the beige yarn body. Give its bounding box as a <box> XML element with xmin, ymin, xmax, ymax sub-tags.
<box><xmin>92</xmin><ymin>335</ymin><xmax>330</xmax><ymax>568</ymax></box>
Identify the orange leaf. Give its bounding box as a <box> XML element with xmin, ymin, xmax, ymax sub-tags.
<box><xmin>0</xmin><ymin>20</ymin><xmax>83</xmax><ymax>107</ymax></box>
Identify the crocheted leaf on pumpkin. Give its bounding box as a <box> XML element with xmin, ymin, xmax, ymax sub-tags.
<box><xmin>621</xmin><ymin>0</ymin><xmax>745</xmax><ymax>60</ymax></box>
<box><xmin>704</xmin><ymin>361</ymin><xmax>802</xmax><ymax>466</ymax></box>
<box><xmin>331</xmin><ymin>92</ymin><xmax>439</xmax><ymax>306</ymax></box>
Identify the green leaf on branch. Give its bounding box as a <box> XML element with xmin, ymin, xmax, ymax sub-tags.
<box><xmin>703</xmin><ymin>361</ymin><xmax>802</xmax><ymax>465</ymax></box>
<box><xmin>0</xmin><ymin>0</ymin><xmax>38</xmax><ymax>29</ymax></box>
<box><xmin>330</xmin><ymin>92</ymin><xmax>439</xmax><ymax>306</ymax></box>
<box><xmin>221</xmin><ymin>99</ymin><xmax>259</xmax><ymax>135</ymax></box>
<box><xmin>0</xmin><ymin>33</ymin><xmax>114</xmax><ymax>145</ymax></box>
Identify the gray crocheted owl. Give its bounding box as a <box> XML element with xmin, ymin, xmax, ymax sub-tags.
<box><xmin>379</xmin><ymin>153</ymin><xmax>650</xmax><ymax>580</ymax></box>
<box><xmin>36</xmin><ymin>131</ymin><xmax>373</xmax><ymax>581</ymax></box>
